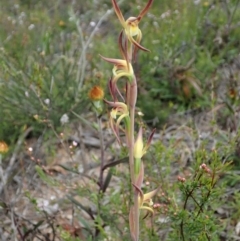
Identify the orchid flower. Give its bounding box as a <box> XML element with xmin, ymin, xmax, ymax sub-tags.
<box><xmin>112</xmin><ymin>0</ymin><xmax>153</xmax><ymax>54</ymax></box>
<box><xmin>100</xmin><ymin>54</ymin><xmax>133</xmax><ymax>101</ymax></box>
<box><xmin>100</xmin><ymin>32</ymin><xmax>134</xmax><ymax>102</ymax></box>
<box><xmin>131</xmin><ymin>183</ymin><xmax>159</xmax><ymax>218</ymax></box>
<box><xmin>139</xmin><ymin>187</ymin><xmax>159</xmax><ymax>218</ymax></box>
<box><xmin>134</xmin><ymin>127</ymin><xmax>155</xmax><ymax>174</ymax></box>
<box><xmin>129</xmin><ymin>185</ymin><xmax>159</xmax><ymax>240</ymax></box>
<box><xmin>105</xmin><ymin>100</ymin><xmax>129</xmax><ymax>143</ymax></box>
<box><xmin>101</xmin><ymin>56</ymin><xmax>134</xmax><ymax>81</ymax></box>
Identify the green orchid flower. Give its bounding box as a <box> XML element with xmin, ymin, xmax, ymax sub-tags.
<box><xmin>111</xmin><ymin>0</ymin><xmax>154</xmax><ymax>54</ymax></box>
<box><xmin>134</xmin><ymin>127</ymin><xmax>155</xmax><ymax>174</ymax></box>
<box><xmin>105</xmin><ymin>100</ymin><xmax>129</xmax><ymax>143</ymax></box>
<box><xmin>100</xmin><ymin>52</ymin><xmax>133</xmax><ymax>101</ymax></box>
<box><xmin>132</xmin><ymin>183</ymin><xmax>159</xmax><ymax>218</ymax></box>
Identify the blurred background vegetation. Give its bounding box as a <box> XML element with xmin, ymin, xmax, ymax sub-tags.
<box><xmin>1</xmin><ymin>0</ymin><xmax>240</xmax><ymax>145</ymax></box>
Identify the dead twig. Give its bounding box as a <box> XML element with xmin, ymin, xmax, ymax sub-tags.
<box><xmin>0</xmin><ymin>127</ymin><xmax>32</xmax><ymax>195</ymax></box>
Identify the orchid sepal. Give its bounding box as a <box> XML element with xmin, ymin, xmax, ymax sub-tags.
<box><xmin>111</xmin><ymin>0</ymin><xmax>127</xmax><ymax>29</ymax></box>
<box><xmin>100</xmin><ymin>55</ymin><xmax>133</xmax><ymax>75</ymax></box>
<box><xmin>134</xmin><ymin>127</ymin><xmax>155</xmax><ymax>161</ymax></box>
<box><xmin>134</xmin><ymin>127</ymin><xmax>144</xmax><ymax>159</ymax></box>
<box><xmin>142</xmin><ymin>128</ymin><xmax>156</xmax><ymax>156</ymax></box>
<box><xmin>137</xmin><ymin>0</ymin><xmax>154</xmax><ymax>22</ymax></box>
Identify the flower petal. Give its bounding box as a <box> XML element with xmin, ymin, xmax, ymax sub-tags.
<box><xmin>137</xmin><ymin>0</ymin><xmax>154</xmax><ymax>21</ymax></box>
<box><xmin>134</xmin><ymin>127</ymin><xmax>144</xmax><ymax>159</ymax></box>
<box><xmin>118</xmin><ymin>31</ymin><xmax>130</xmax><ymax>69</ymax></box>
<box><xmin>143</xmin><ymin>188</ymin><xmax>159</xmax><ymax>202</ymax></box>
<box><xmin>132</xmin><ymin>183</ymin><xmax>144</xmax><ymax>206</ymax></box>
<box><xmin>104</xmin><ymin>100</ymin><xmax>128</xmax><ymax>112</ymax></box>
<box><xmin>109</xmin><ymin>115</ymin><xmax>121</xmax><ymax>144</ymax></box>
<box><xmin>111</xmin><ymin>0</ymin><xmax>127</xmax><ymax>28</ymax></box>
<box><xmin>128</xmin><ymin>34</ymin><xmax>150</xmax><ymax>52</ymax></box>
<box><xmin>116</xmin><ymin>113</ymin><xmax>129</xmax><ymax>127</ymax></box>
<box><xmin>133</xmin><ymin>30</ymin><xmax>143</xmax><ymax>61</ymax></box>
<box><xmin>142</xmin><ymin>128</ymin><xmax>156</xmax><ymax>155</ymax></box>
<box><xmin>109</xmin><ymin>77</ymin><xmax>124</xmax><ymax>102</ymax></box>
<box><xmin>99</xmin><ymin>55</ymin><xmax>126</xmax><ymax>66</ymax></box>
<box><xmin>140</xmin><ymin>206</ymin><xmax>154</xmax><ymax>219</ymax></box>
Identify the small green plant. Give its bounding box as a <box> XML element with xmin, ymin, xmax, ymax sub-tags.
<box><xmin>171</xmin><ymin>161</ymin><xmax>225</xmax><ymax>240</ymax></box>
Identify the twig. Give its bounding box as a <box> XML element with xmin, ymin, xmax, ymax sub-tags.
<box><xmin>11</xmin><ymin>208</ymin><xmax>19</xmax><ymax>241</ymax></box>
<box><xmin>0</xmin><ymin>127</ymin><xmax>32</xmax><ymax>195</ymax></box>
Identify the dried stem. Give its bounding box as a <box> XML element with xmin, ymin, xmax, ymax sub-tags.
<box><xmin>97</xmin><ymin>114</ymin><xmax>105</xmax><ymax>190</ymax></box>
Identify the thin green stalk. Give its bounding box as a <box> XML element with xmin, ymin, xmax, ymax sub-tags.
<box><xmin>128</xmin><ymin>85</ymin><xmax>135</xmax><ymax>183</ymax></box>
<box><xmin>133</xmin><ymin>191</ymin><xmax>140</xmax><ymax>241</ymax></box>
<box><xmin>97</xmin><ymin>114</ymin><xmax>105</xmax><ymax>190</ymax></box>
<box><xmin>128</xmin><ymin>75</ymin><xmax>139</xmax><ymax>240</ymax></box>
<box><xmin>129</xmin><ymin>103</ymin><xmax>139</xmax><ymax>240</ymax></box>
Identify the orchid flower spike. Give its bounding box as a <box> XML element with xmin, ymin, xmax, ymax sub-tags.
<box><xmin>111</xmin><ymin>0</ymin><xmax>153</xmax><ymax>53</ymax></box>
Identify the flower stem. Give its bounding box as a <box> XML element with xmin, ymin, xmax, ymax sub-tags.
<box><xmin>128</xmin><ymin>75</ymin><xmax>139</xmax><ymax>240</ymax></box>
<box><xmin>97</xmin><ymin>114</ymin><xmax>105</xmax><ymax>190</ymax></box>
<box><xmin>128</xmin><ymin>84</ymin><xmax>135</xmax><ymax>182</ymax></box>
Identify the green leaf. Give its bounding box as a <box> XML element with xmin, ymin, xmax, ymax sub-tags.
<box><xmin>102</xmin><ymin>156</ymin><xmax>128</xmax><ymax>171</ymax></box>
<box><xmin>102</xmin><ymin>168</ymin><xmax>113</xmax><ymax>193</ymax></box>
<box><xmin>67</xmin><ymin>195</ymin><xmax>95</xmax><ymax>220</ymax></box>
<box><xmin>35</xmin><ymin>165</ymin><xmax>58</xmax><ymax>186</ymax></box>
